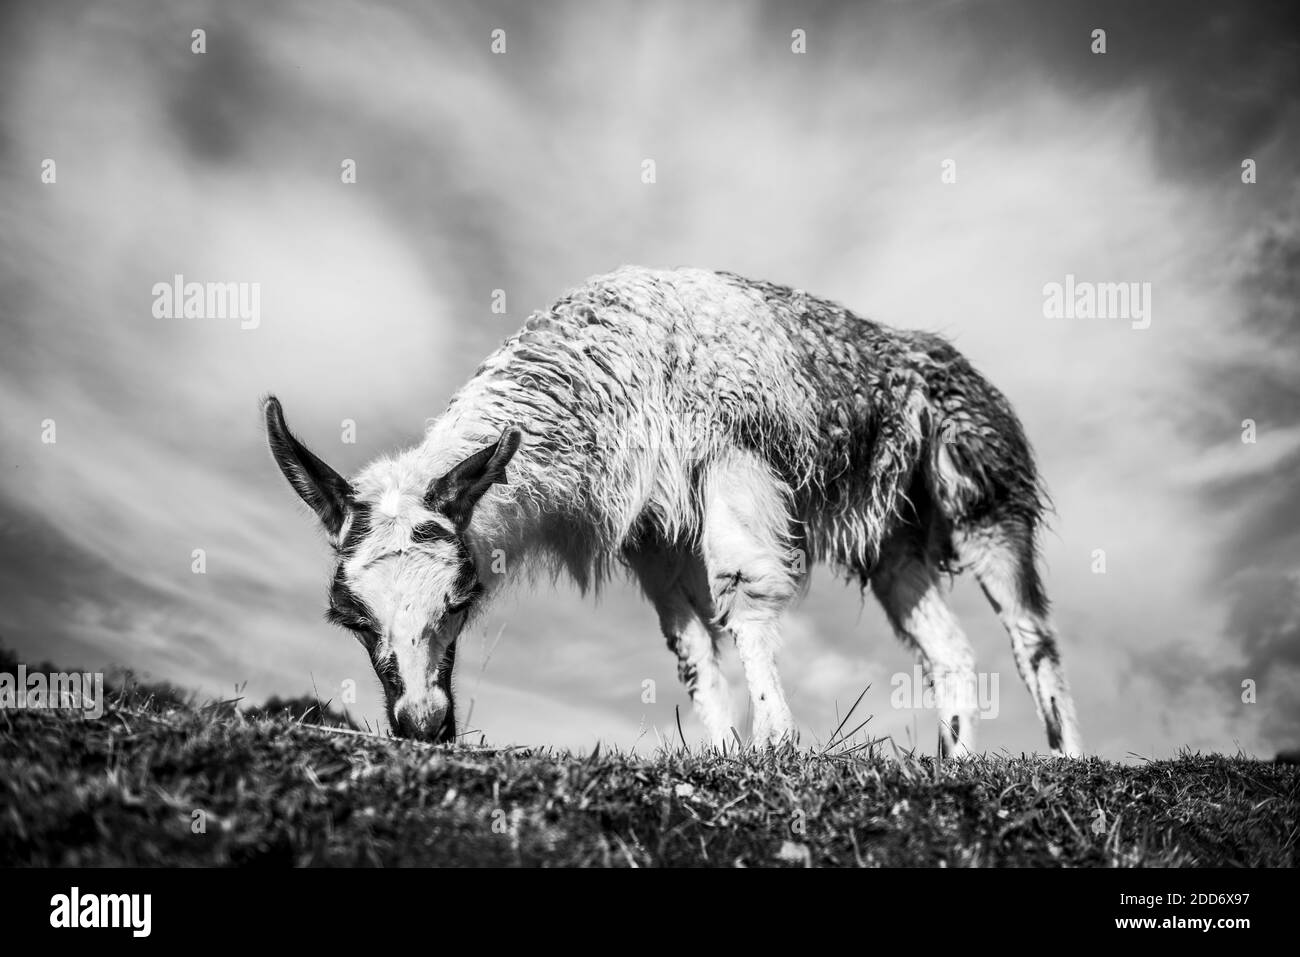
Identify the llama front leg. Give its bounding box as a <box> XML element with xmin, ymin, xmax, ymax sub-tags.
<box><xmin>656</xmin><ymin>591</ymin><xmax>733</xmax><ymax>745</ymax></box>
<box><xmin>630</xmin><ymin>548</ymin><xmax>733</xmax><ymax>745</ymax></box>
<box><xmin>730</xmin><ymin>619</ymin><xmax>795</xmax><ymax>745</ymax></box>
<box><xmin>701</xmin><ymin>451</ymin><xmax>800</xmax><ymax>747</ymax></box>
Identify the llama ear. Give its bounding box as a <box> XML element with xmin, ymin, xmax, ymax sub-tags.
<box><xmin>264</xmin><ymin>395</ymin><xmax>352</xmax><ymax>537</ymax></box>
<box><xmin>426</xmin><ymin>426</ymin><xmax>522</xmax><ymax>528</ymax></box>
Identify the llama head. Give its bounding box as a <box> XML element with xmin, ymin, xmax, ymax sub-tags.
<box><xmin>263</xmin><ymin>395</ymin><xmax>520</xmax><ymax>743</ymax></box>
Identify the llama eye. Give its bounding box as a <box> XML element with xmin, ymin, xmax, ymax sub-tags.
<box><xmin>446</xmin><ymin>581</ymin><xmax>483</xmax><ymax>616</ymax></box>
<box><xmin>348</xmin><ymin>621</ymin><xmax>379</xmax><ymax>650</ymax></box>
<box><xmin>411</xmin><ymin>521</ymin><xmax>452</xmax><ymax>545</ymax></box>
<box><xmin>327</xmin><ymin>607</ymin><xmax>373</xmax><ymax>634</ymax></box>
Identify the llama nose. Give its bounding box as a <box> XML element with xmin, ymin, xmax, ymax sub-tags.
<box><xmin>393</xmin><ymin>695</ymin><xmax>448</xmax><ymax>742</ymax></box>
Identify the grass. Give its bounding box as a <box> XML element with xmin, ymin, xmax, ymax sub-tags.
<box><xmin>1</xmin><ymin>689</ymin><xmax>1297</xmax><ymax>867</ymax></box>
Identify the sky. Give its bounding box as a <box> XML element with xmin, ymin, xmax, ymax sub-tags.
<box><xmin>1</xmin><ymin>0</ymin><xmax>1298</xmax><ymax>759</ymax></box>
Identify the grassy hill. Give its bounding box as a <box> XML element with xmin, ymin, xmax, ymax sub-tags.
<box><xmin>1</xmin><ymin>690</ymin><xmax>1296</xmax><ymax>867</ymax></box>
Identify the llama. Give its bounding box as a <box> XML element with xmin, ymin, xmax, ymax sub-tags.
<box><xmin>265</xmin><ymin>266</ymin><xmax>1083</xmax><ymax>756</ymax></box>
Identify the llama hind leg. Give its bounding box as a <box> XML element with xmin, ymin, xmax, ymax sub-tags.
<box><xmin>961</xmin><ymin>521</ymin><xmax>1083</xmax><ymax>757</ymax></box>
<box><xmin>871</xmin><ymin>535</ymin><xmax>980</xmax><ymax>757</ymax></box>
<box><xmin>630</xmin><ymin>551</ymin><xmax>733</xmax><ymax>745</ymax></box>
<box><xmin>700</xmin><ymin>451</ymin><xmax>800</xmax><ymax>746</ymax></box>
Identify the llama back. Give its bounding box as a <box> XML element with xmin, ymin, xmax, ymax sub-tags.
<box><xmin>429</xmin><ymin>266</ymin><xmax>1046</xmax><ymax>582</ymax></box>
<box><xmin>700</xmin><ymin>270</ymin><xmax>1048</xmax><ymax>572</ymax></box>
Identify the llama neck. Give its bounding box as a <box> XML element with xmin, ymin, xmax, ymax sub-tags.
<box><xmin>416</xmin><ymin>402</ymin><xmax>587</xmax><ymax>584</ymax></box>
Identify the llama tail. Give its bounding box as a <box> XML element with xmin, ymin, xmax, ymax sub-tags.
<box><xmin>920</xmin><ymin>364</ymin><xmax>1050</xmax><ymax>534</ymax></box>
